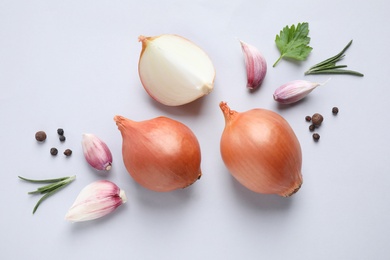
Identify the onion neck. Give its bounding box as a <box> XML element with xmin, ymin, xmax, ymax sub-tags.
<box><xmin>114</xmin><ymin>115</ymin><xmax>134</xmax><ymax>134</ymax></box>
<box><xmin>219</xmin><ymin>102</ymin><xmax>238</xmax><ymax>124</ymax></box>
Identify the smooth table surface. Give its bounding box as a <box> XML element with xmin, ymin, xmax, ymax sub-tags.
<box><xmin>1</xmin><ymin>0</ymin><xmax>389</xmax><ymax>259</ymax></box>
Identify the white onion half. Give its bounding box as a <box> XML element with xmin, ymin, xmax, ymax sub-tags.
<box><xmin>138</xmin><ymin>34</ymin><xmax>216</xmax><ymax>106</ymax></box>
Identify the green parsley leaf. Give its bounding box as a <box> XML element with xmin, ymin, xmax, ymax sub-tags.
<box><xmin>273</xmin><ymin>22</ymin><xmax>313</xmax><ymax>67</ymax></box>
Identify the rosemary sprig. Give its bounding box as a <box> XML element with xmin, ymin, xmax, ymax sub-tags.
<box><xmin>304</xmin><ymin>40</ymin><xmax>364</xmax><ymax>76</ymax></box>
<box><xmin>19</xmin><ymin>175</ymin><xmax>76</xmax><ymax>214</ymax></box>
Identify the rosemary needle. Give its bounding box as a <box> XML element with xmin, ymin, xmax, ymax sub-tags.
<box><xmin>31</xmin><ymin>178</ymin><xmax>74</xmax><ymax>214</ymax></box>
<box><xmin>18</xmin><ymin>176</ymin><xmax>70</xmax><ymax>183</ymax></box>
<box><xmin>305</xmin><ymin>40</ymin><xmax>364</xmax><ymax>76</ymax></box>
<box><xmin>305</xmin><ymin>68</ymin><xmax>364</xmax><ymax>77</ymax></box>
<box><xmin>308</xmin><ymin>40</ymin><xmax>352</xmax><ymax>70</ymax></box>
<box><xmin>19</xmin><ymin>175</ymin><xmax>76</xmax><ymax>214</ymax></box>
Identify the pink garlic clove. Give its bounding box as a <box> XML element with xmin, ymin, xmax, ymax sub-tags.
<box><xmin>273</xmin><ymin>79</ymin><xmax>329</xmax><ymax>104</ymax></box>
<box><xmin>240</xmin><ymin>40</ymin><xmax>267</xmax><ymax>90</ymax></box>
<box><xmin>81</xmin><ymin>134</ymin><xmax>113</xmax><ymax>171</ymax></box>
<box><xmin>65</xmin><ymin>180</ymin><xmax>127</xmax><ymax>222</ymax></box>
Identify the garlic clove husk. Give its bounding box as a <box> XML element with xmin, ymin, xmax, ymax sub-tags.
<box><xmin>81</xmin><ymin>134</ymin><xmax>113</xmax><ymax>171</ymax></box>
<box><xmin>138</xmin><ymin>34</ymin><xmax>216</xmax><ymax>106</ymax></box>
<box><xmin>273</xmin><ymin>79</ymin><xmax>329</xmax><ymax>104</ymax></box>
<box><xmin>240</xmin><ymin>40</ymin><xmax>267</xmax><ymax>90</ymax></box>
<box><xmin>65</xmin><ymin>180</ymin><xmax>127</xmax><ymax>222</ymax></box>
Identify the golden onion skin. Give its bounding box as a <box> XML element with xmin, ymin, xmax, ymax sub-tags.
<box><xmin>219</xmin><ymin>102</ymin><xmax>302</xmax><ymax>196</ymax></box>
<box><xmin>114</xmin><ymin>115</ymin><xmax>202</xmax><ymax>192</ymax></box>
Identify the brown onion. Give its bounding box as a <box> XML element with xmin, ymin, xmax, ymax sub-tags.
<box><xmin>219</xmin><ymin>102</ymin><xmax>302</xmax><ymax>196</ymax></box>
<box><xmin>114</xmin><ymin>115</ymin><xmax>202</xmax><ymax>192</ymax></box>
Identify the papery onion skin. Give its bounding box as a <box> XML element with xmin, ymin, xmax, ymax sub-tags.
<box><xmin>114</xmin><ymin>115</ymin><xmax>202</xmax><ymax>192</ymax></box>
<box><xmin>138</xmin><ymin>34</ymin><xmax>216</xmax><ymax>106</ymax></box>
<box><xmin>219</xmin><ymin>102</ymin><xmax>302</xmax><ymax>197</ymax></box>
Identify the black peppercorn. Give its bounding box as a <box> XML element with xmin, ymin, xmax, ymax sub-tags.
<box><xmin>57</xmin><ymin>128</ymin><xmax>64</xmax><ymax>136</ymax></box>
<box><xmin>59</xmin><ymin>135</ymin><xmax>66</xmax><ymax>142</ymax></box>
<box><xmin>309</xmin><ymin>124</ymin><xmax>315</xmax><ymax>132</ymax></box>
<box><xmin>332</xmin><ymin>107</ymin><xmax>339</xmax><ymax>115</ymax></box>
<box><xmin>64</xmin><ymin>149</ymin><xmax>72</xmax><ymax>156</ymax></box>
<box><xmin>313</xmin><ymin>133</ymin><xmax>320</xmax><ymax>141</ymax></box>
<box><xmin>312</xmin><ymin>113</ymin><xmax>324</xmax><ymax>126</ymax></box>
<box><xmin>35</xmin><ymin>131</ymin><xmax>47</xmax><ymax>142</ymax></box>
<box><xmin>50</xmin><ymin>147</ymin><xmax>58</xmax><ymax>156</ymax></box>
<box><xmin>305</xmin><ymin>116</ymin><xmax>312</xmax><ymax>122</ymax></box>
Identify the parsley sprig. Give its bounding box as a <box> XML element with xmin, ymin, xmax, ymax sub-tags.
<box><xmin>273</xmin><ymin>22</ymin><xmax>313</xmax><ymax>67</ymax></box>
<box><xmin>304</xmin><ymin>40</ymin><xmax>364</xmax><ymax>76</ymax></box>
<box><xmin>19</xmin><ymin>175</ymin><xmax>76</xmax><ymax>214</ymax></box>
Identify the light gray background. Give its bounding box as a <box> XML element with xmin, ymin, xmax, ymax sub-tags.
<box><xmin>1</xmin><ymin>0</ymin><xmax>389</xmax><ymax>259</ymax></box>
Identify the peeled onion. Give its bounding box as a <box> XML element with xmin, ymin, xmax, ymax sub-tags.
<box><xmin>138</xmin><ymin>34</ymin><xmax>216</xmax><ymax>106</ymax></box>
<box><xmin>114</xmin><ymin>115</ymin><xmax>202</xmax><ymax>192</ymax></box>
<box><xmin>219</xmin><ymin>102</ymin><xmax>302</xmax><ymax>196</ymax></box>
